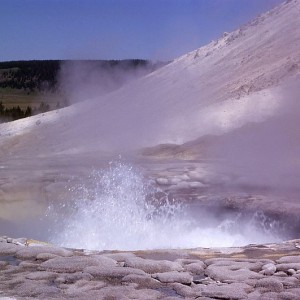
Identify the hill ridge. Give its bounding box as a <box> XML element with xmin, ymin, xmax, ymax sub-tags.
<box><xmin>0</xmin><ymin>0</ymin><xmax>299</xmax><ymax>156</ymax></box>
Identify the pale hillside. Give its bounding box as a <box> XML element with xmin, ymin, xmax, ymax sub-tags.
<box><xmin>0</xmin><ymin>0</ymin><xmax>299</xmax><ymax>157</ymax></box>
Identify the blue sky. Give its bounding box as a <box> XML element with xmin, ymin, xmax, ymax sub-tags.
<box><xmin>0</xmin><ymin>0</ymin><xmax>283</xmax><ymax>61</ymax></box>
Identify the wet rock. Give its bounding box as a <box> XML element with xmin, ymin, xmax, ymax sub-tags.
<box><xmin>124</xmin><ymin>256</ymin><xmax>182</xmax><ymax>274</ymax></box>
<box><xmin>244</xmin><ymin>278</ymin><xmax>260</xmax><ymax>287</ymax></box>
<box><xmin>103</xmin><ymin>252</ymin><xmax>136</xmax><ymax>262</ymax></box>
<box><xmin>11</xmin><ymin>238</ymin><xmax>27</xmax><ymax>246</ymax></box>
<box><xmin>86</xmin><ymin>285</ymin><xmax>138</xmax><ymax>299</ymax></box>
<box><xmin>153</xmin><ymin>271</ymin><xmax>193</xmax><ymax>284</ymax></box>
<box><xmin>84</xmin><ymin>265</ymin><xmax>146</xmax><ymax>279</ymax></box>
<box><xmin>160</xmin><ymin>297</ymin><xmax>183</xmax><ymax>300</ymax></box>
<box><xmin>255</xmin><ymin>277</ymin><xmax>284</xmax><ymax>292</ymax></box>
<box><xmin>25</xmin><ymin>239</ymin><xmax>52</xmax><ymax>247</ymax></box>
<box><xmin>91</xmin><ymin>254</ymin><xmax>117</xmax><ymax>265</ymax></box>
<box><xmin>185</xmin><ymin>262</ymin><xmax>205</xmax><ymax>274</ymax></box>
<box><xmin>36</xmin><ymin>253</ymin><xmax>58</xmax><ymax>261</ymax></box>
<box><xmin>121</xmin><ymin>273</ymin><xmax>160</xmax><ymax>288</ymax></box>
<box><xmin>205</xmin><ymin>258</ymin><xmax>271</xmax><ymax>270</ymax></box>
<box><xmin>259</xmin><ymin>292</ymin><xmax>280</xmax><ymax>300</ymax></box>
<box><xmin>15</xmin><ymin>279</ymin><xmax>60</xmax><ymax>297</ymax></box>
<box><xmin>274</xmin><ymin>271</ymin><xmax>289</xmax><ymax>277</ymax></box>
<box><xmin>176</xmin><ymin>258</ymin><xmax>204</xmax><ymax>265</ymax></box>
<box><xmin>39</xmin><ymin>255</ymin><xmax>112</xmax><ymax>273</ymax></box>
<box><xmin>1</xmin><ymin>237</ymin><xmax>300</xmax><ymax>299</ymax></box>
<box><xmin>279</xmin><ymin>291</ymin><xmax>299</xmax><ymax>300</ymax></box>
<box><xmin>64</xmin><ymin>279</ymin><xmax>106</xmax><ymax>294</ymax></box>
<box><xmin>248</xmin><ymin>290</ymin><xmax>263</xmax><ymax>299</ymax></box>
<box><xmin>261</xmin><ymin>263</ymin><xmax>276</xmax><ymax>275</ymax></box>
<box><xmin>277</xmin><ymin>256</ymin><xmax>300</xmax><ymax>264</ymax></box>
<box><xmin>128</xmin><ymin>287</ymin><xmax>162</xmax><ymax>299</ymax></box>
<box><xmin>19</xmin><ymin>261</ymin><xmax>39</xmax><ymax>270</ymax></box>
<box><xmin>0</xmin><ymin>243</ymin><xmax>19</xmax><ymax>255</ymax></box>
<box><xmin>1</xmin><ymin>266</ymin><xmax>21</xmax><ymax>275</ymax></box>
<box><xmin>205</xmin><ymin>259</ymin><xmax>263</xmax><ymax>282</ymax></box>
<box><xmin>287</xmin><ymin>268</ymin><xmax>296</xmax><ymax>275</ymax></box>
<box><xmin>0</xmin><ymin>261</ymin><xmax>8</xmax><ymax>270</ymax></box>
<box><xmin>16</xmin><ymin>246</ymin><xmax>73</xmax><ymax>260</ymax></box>
<box><xmin>277</xmin><ymin>276</ymin><xmax>299</xmax><ymax>288</ymax></box>
<box><xmin>3</xmin><ymin>275</ymin><xmax>25</xmax><ymax>286</ymax></box>
<box><xmin>287</xmin><ymin>288</ymin><xmax>300</xmax><ymax>298</ymax></box>
<box><xmin>277</xmin><ymin>263</ymin><xmax>300</xmax><ymax>272</ymax></box>
<box><xmin>25</xmin><ymin>271</ymin><xmax>57</xmax><ymax>281</ymax></box>
<box><xmin>196</xmin><ymin>282</ymin><xmax>252</xmax><ymax>299</ymax></box>
<box><xmin>292</xmin><ymin>273</ymin><xmax>300</xmax><ymax>280</ymax></box>
<box><xmin>171</xmin><ymin>282</ymin><xmax>197</xmax><ymax>297</ymax></box>
<box><xmin>193</xmin><ymin>276</ymin><xmax>215</xmax><ymax>285</ymax></box>
<box><xmin>55</xmin><ymin>272</ymin><xmax>93</xmax><ymax>284</ymax></box>
<box><xmin>0</xmin><ymin>236</ymin><xmax>7</xmax><ymax>243</ymax></box>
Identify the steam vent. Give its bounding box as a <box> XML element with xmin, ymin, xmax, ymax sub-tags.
<box><xmin>1</xmin><ymin>0</ymin><xmax>300</xmax><ymax>299</ymax></box>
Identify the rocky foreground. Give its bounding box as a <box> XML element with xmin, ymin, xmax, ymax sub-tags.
<box><xmin>0</xmin><ymin>236</ymin><xmax>300</xmax><ymax>299</ymax></box>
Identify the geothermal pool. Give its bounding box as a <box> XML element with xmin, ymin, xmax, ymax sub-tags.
<box><xmin>0</xmin><ymin>158</ymin><xmax>297</xmax><ymax>251</ymax></box>
<box><xmin>42</xmin><ymin>162</ymin><xmax>297</xmax><ymax>250</ymax></box>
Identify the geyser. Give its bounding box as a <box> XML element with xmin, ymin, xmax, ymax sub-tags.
<box><xmin>45</xmin><ymin>162</ymin><xmax>284</xmax><ymax>251</ymax></box>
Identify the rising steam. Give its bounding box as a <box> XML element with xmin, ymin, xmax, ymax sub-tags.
<box><xmin>212</xmin><ymin>79</ymin><xmax>300</xmax><ymax>191</ymax></box>
<box><xmin>45</xmin><ymin>162</ymin><xmax>283</xmax><ymax>251</ymax></box>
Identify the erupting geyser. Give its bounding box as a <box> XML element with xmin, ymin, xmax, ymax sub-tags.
<box><xmin>45</xmin><ymin>162</ymin><xmax>284</xmax><ymax>251</ymax></box>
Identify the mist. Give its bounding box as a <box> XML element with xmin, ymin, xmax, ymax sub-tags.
<box><xmin>42</xmin><ymin>162</ymin><xmax>286</xmax><ymax>251</ymax></box>
<box><xmin>32</xmin><ymin>75</ymin><xmax>300</xmax><ymax>250</ymax></box>
<box><xmin>58</xmin><ymin>60</ymin><xmax>165</xmax><ymax>104</ymax></box>
<box><xmin>1</xmin><ymin>0</ymin><xmax>299</xmax><ymax>252</ymax></box>
<box><xmin>211</xmin><ymin>79</ymin><xmax>300</xmax><ymax>191</ymax></box>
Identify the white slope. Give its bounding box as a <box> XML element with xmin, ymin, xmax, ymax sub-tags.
<box><xmin>1</xmin><ymin>0</ymin><xmax>300</xmax><ymax>157</ymax></box>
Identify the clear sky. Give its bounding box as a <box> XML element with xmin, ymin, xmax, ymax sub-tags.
<box><xmin>0</xmin><ymin>0</ymin><xmax>283</xmax><ymax>62</ymax></box>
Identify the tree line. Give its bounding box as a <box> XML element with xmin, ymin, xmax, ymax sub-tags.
<box><xmin>0</xmin><ymin>59</ymin><xmax>166</xmax><ymax>122</ymax></box>
<box><xmin>0</xmin><ymin>101</ymin><xmax>54</xmax><ymax>123</ymax></box>
<box><xmin>0</xmin><ymin>59</ymin><xmax>156</xmax><ymax>92</ymax></box>
<box><xmin>0</xmin><ymin>60</ymin><xmax>60</xmax><ymax>92</ymax></box>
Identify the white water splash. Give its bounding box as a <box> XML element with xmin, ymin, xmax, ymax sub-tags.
<box><xmin>46</xmin><ymin>162</ymin><xmax>282</xmax><ymax>251</ymax></box>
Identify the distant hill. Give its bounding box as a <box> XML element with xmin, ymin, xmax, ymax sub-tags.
<box><xmin>0</xmin><ymin>59</ymin><xmax>164</xmax><ymax>93</ymax></box>
<box><xmin>0</xmin><ymin>60</ymin><xmax>60</xmax><ymax>92</ymax></box>
<box><xmin>0</xmin><ymin>59</ymin><xmax>165</xmax><ymax>122</ymax></box>
<box><xmin>2</xmin><ymin>0</ymin><xmax>299</xmax><ymax>157</ymax></box>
